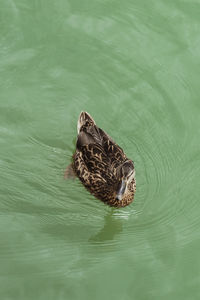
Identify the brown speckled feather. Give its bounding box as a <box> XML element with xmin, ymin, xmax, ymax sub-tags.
<box><xmin>70</xmin><ymin>112</ymin><xmax>136</xmax><ymax>207</ymax></box>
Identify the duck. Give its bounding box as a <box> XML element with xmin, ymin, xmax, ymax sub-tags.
<box><xmin>65</xmin><ymin>112</ymin><xmax>136</xmax><ymax>207</ymax></box>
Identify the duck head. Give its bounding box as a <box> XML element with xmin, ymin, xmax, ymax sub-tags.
<box><xmin>116</xmin><ymin>160</ymin><xmax>135</xmax><ymax>201</ymax></box>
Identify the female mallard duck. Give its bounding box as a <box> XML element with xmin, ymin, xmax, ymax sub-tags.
<box><xmin>66</xmin><ymin>112</ymin><xmax>136</xmax><ymax>207</ymax></box>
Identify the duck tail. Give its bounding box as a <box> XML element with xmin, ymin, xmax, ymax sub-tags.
<box><xmin>77</xmin><ymin>111</ymin><xmax>96</xmax><ymax>133</ymax></box>
<box><xmin>64</xmin><ymin>163</ymin><xmax>76</xmax><ymax>179</ymax></box>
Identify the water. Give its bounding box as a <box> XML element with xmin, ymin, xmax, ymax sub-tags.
<box><xmin>1</xmin><ymin>0</ymin><xmax>200</xmax><ymax>299</ymax></box>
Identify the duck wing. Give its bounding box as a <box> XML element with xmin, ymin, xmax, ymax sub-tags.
<box><xmin>80</xmin><ymin>143</ymin><xmax>109</xmax><ymax>172</ymax></box>
<box><xmin>98</xmin><ymin>128</ymin><xmax>127</xmax><ymax>166</ymax></box>
<box><xmin>77</xmin><ymin>125</ymin><xmax>103</xmax><ymax>148</ymax></box>
<box><xmin>76</xmin><ymin>111</ymin><xmax>127</xmax><ymax>173</ymax></box>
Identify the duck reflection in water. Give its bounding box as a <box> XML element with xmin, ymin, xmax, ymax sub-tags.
<box><xmin>89</xmin><ymin>210</ymin><xmax>123</xmax><ymax>243</ymax></box>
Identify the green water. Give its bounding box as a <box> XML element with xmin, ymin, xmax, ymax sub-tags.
<box><xmin>1</xmin><ymin>0</ymin><xmax>200</xmax><ymax>299</ymax></box>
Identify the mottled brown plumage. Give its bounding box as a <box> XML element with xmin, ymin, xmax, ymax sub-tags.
<box><xmin>67</xmin><ymin>112</ymin><xmax>136</xmax><ymax>207</ymax></box>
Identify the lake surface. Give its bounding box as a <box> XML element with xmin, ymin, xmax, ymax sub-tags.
<box><xmin>1</xmin><ymin>1</ymin><xmax>200</xmax><ymax>299</ymax></box>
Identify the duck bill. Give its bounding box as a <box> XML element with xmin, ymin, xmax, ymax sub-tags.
<box><xmin>116</xmin><ymin>179</ymin><xmax>127</xmax><ymax>201</ymax></box>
